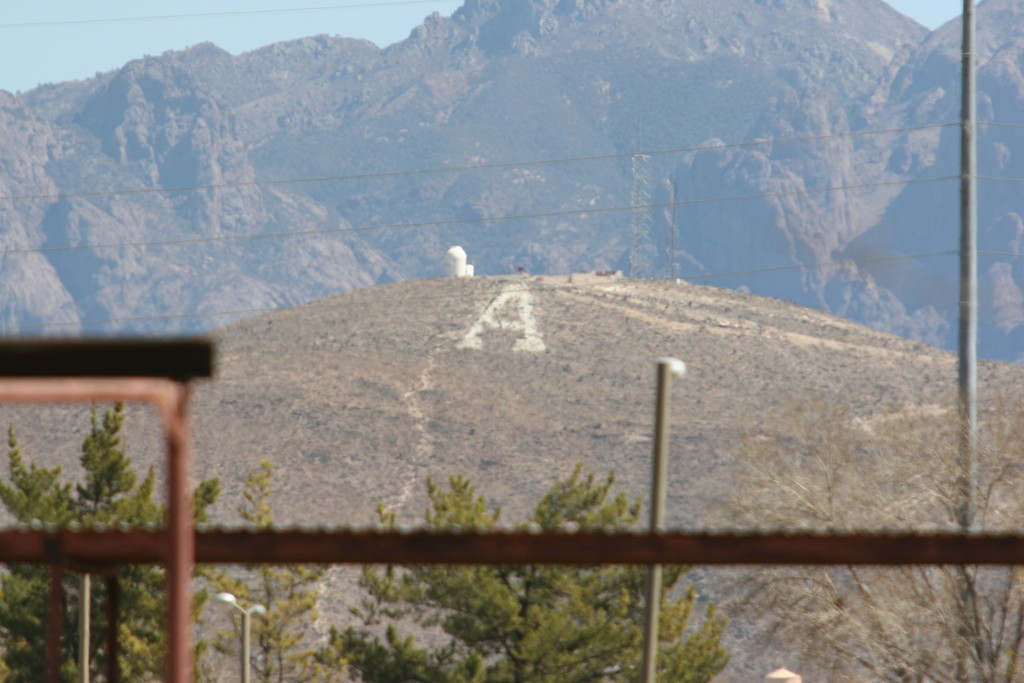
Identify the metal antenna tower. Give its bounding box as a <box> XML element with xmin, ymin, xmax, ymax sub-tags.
<box><xmin>629</xmin><ymin>151</ymin><xmax>655</xmax><ymax>278</ymax></box>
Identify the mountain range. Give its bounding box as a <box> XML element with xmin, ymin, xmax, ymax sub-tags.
<box><xmin>1</xmin><ymin>0</ymin><xmax>1023</xmax><ymax>361</ymax></box>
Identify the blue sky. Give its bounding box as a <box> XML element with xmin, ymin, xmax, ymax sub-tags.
<box><xmin>0</xmin><ymin>1</ymin><xmax>964</xmax><ymax>95</ymax></box>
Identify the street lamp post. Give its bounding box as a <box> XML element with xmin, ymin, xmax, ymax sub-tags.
<box><xmin>214</xmin><ymin>593</ymin><xmax>266</xmax><ymax>683</ymax></box>
<box><xmin>641</xmin><ymin>358</ymin><xmax>686</xmax><ymax>683</ymax></box>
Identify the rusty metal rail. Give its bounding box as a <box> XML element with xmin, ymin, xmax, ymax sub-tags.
<box><xmin>4</xmin><ymin>527</ymin><xmax>1024</xmax><ymax>567</ymax></box>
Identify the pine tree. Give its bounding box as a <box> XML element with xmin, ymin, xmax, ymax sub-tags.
<box><xmin>0</xmin><ymin>403</ymin><xmax>221</xmax><ymax>682</ymax></box>
<box><xmin>209</xmin><ymin>460</ymin><xmax>325</xmax><ymax>683</ymax></box>
<box><xmin>333</xmin><ymin>465</ymin><xmax>729</xmax><ymax>682</ymax></box>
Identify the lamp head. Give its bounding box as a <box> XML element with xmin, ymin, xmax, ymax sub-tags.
<box><xmin>656</xmin><ymin>357</ymin><xmax>686</xmax><ymax>377</ymax></box>
<box><xmin>213</xmin><ymin>592</ymin><xmax>237</xmax><ymax>605</ymax></box>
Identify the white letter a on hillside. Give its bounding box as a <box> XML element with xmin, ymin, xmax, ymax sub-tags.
<box><xmin>457</xmin><ymin>283</ymin><xmax>546</xmax><ymax>353</ymax></box>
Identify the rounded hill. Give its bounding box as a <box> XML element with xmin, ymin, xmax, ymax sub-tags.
<box><xmin>193</xmin><ymin>274</ymin><xmax>1008</xmax><ymax>528</ymax></box>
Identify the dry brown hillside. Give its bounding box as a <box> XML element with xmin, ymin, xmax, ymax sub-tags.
<box><xmin>189</xmin><ymin>273</ymin><xmax>1018</xmax><ymax>528</ymax></box>
<box><xmin>2</xmin><ymin>274</ymin><xmax>1017</xmax><ymax>528</ymax></box>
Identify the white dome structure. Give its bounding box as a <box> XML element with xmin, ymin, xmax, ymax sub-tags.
<box><xmin>765</xmin><ymin>668</ymin><xmax>801</xmax><ymax>683</ymax></box>
<box><xmin>444</xmin><ymin>246</ymin><xmax>473</xmax><ymax>278</ymax></box>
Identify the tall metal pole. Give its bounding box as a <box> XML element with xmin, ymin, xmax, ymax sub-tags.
<box><xmin>957</xmin><ymin>1</ymin><xmax>978</xmax><ymax>679</ymax></box>
<box><xmin>957</xmin><ymin>0</ymin><xmax>978</xmax><ymax>536</ymax></box>
<box><xmin>242</xmin><ymin>610</ymin><xmax>252</xmax><ymax>683</ymax></box>
<box><xmin>214</xmin><ymin>594</ymin><xmax>265</xmax><ymax>683</ymax></box>
<box><xmin>79</xmin><ymin>573</ymin><xmax>90</xmax><ymax>683</ymax></box>
<box><xmin>641</xmin><ymin>358</ymin><xmax>685</xmax><ymax>683</ymax></box>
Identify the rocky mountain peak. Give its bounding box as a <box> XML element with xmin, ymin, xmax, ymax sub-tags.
<box><xmin>2</xmin><ymin>0</ymin><xmax>1024</xmax><ymax>359</ymax></box>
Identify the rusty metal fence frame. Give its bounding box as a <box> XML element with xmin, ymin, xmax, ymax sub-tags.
<box><xmin>0</xmin><ymin>340</ymin><xmax>210</xmax><ymax>683</ymax></box>
<box><xmin>13</xmin><ymin>527</ymin><xmax>1024</xmax><ymax>567</ymax></box>
<box><xmin>0</xmin><ymin>377</ymin><xmax>194</xmax><ymax>683</ymax></box>
<box><xmin>12</xmin><ymin>526</ymin><xmax>1024</xmax><ymax>683</ymax></box>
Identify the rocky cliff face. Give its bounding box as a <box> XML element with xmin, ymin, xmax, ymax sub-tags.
<box><xmin>844</xmin><ymin>0</ymin><xmax>1024</xmax><ymax>359</ymax></box>
<box><xmin>0</xmin><ymin>93</ymin><xmax>80</xmax><ymax>333</ymax></box>
<box><xmin>2</xmin><ymin>0</ymin><xmax>1022</xmax><ymax>360</ymax></box>
<box><xmin>13</xmin><ymin>47</ymin><xmax>393</xmax><ymax>332</ymax></box>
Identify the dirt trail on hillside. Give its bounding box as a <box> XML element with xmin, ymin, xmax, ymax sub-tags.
<box><xmin>386</xmin><ymin>354</ymin><xmax>438</xmax><ymax>513</ymax></box>
<box><xmin>555</xmin><ymin>285</ymin><xmax>951</xmax><ymax>363</ymax></box>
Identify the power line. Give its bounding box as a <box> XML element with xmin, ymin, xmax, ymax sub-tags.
<box><xmin>0</xmin><ymin>1</ymin><xmax>461</xmax><ymax>29</ymax></box>
<box><xmin>0</xmin><ymin>176</ymin><xmax>959</xmax><ymax>258</ymax></box>
<box><xmin>0</xmin><ymin>124</ymin><xmax>958</xmax><ymax>204</ymax></box>
<box><xmin>977</xmin><ymin>176</ymin><xmax>1024</xmax><ymax>184</ymax></box>
<box><xmin>26</xmin><ymin>307</ymin><xmax>278</xmax><ymax>331</ymax></box>
<box><xmin>978</xmin><ymin>251</ymin><xmax>1024</xmax><ymax>258</ymax></box>
<box><xmin>683</xmin><ymin>251</ymin><xmax>959</xmax><ymax>282</ymax></box>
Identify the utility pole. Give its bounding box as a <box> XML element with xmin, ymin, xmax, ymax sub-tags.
<box><xmin>957</xmin><ymin>0</ymin><xmax>978</xmax><ymax>678</ymax></box>
<box><xmin>957</xmin><ymin>0</ymin><xmax>977</xmax><ymax>536</ymax></box>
